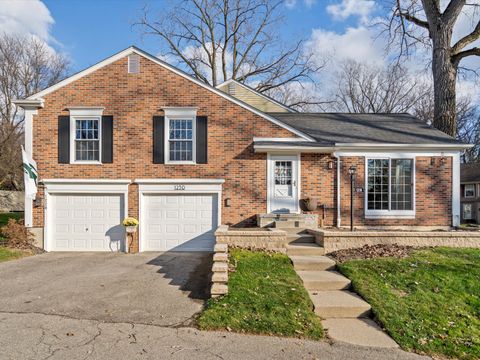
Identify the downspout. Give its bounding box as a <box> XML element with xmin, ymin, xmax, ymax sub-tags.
<box><xmin>334</xmin><ymin>153</ymin><xmax>341</xmax><ymax>228</ymax></box>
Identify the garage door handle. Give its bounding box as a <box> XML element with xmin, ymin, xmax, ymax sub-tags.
<box><xmin>85</xmin><ymin>228</ymin><xmax>89</xmax><ymax>232</ymax></box>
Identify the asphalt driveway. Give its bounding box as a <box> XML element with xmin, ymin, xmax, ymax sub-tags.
<box><xmin>0</xmin><ymin>252</ymin><xmax>212</xmax><ymax>326</ymax></box>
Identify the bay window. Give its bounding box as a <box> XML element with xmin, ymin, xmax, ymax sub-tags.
<box><xmin>366</xmin><ymin>157</ymin><xmax>414</xmax><ymax>217</ymax></box>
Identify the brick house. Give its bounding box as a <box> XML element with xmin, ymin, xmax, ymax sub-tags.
<box><xmin>14</xmin><ymin>47</ymin><xmax>469</xmax><ymax>253</ymax></box>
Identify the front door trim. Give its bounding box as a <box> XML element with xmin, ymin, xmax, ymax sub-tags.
<box><xmin>267</xmin><ymin>153</ymin><xmax>301</xmax><ymax>214</ymax></box>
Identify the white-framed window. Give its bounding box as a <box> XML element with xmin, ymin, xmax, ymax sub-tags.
<box><xmin>68</xmin><ymin>107</ymin><xmax>104</xmax><ymax>164</ymax></box>
<box><xmin>463</xmin><ymin>203</ymin><xmax>473</xmax><ymax>220</ymax></box>
<box><xmin>164</xmin><ymin>108</ymin><xmax>196</xmax><ymax>164</ymax></box>
<box><xmin>365</xmin><ymin>156</ymin><xmax>415</xmax><ymax>218</ymax></box>
<box><xmin>464</xmin><ymin>184</ymin><xmax>475</xmax><ymax>198</ymax></box>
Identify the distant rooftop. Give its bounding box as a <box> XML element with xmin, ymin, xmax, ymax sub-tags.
<box><xmin>461</xmin><ymin>163</ymin><xmax>480</xmax><ymax>183</ymax></box>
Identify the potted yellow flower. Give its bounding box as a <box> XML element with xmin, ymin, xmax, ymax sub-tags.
<box><xmin>122</xmin><ymin>217</ymin><xmax>139</xmax><ymax>233</ymax></box>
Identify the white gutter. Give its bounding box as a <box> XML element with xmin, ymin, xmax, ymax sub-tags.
<box><xmin>254</xmin><ymin>143</ymin><xmax>472</xmax><ymax>153</ymax></box>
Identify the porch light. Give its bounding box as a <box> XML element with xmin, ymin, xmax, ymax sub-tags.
<box><xmin>225</xmin><ymin>198</ymin><xmax>231</xmax><ymax>207</ymax></box>
<box><xmin>328</xmin><ymin>161</ymin><xmax>334</xmax><ymax>170</ymax></box>
<box><xmin>348</xmin><ymin>165</ymin><xmax>356</xmax><ymax>175</ymax></box>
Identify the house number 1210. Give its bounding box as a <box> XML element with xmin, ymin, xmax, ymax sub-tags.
<box><xmin>174</xmin><ymin>185</ymin><xmax>186</xmax><ymax>190</ymax></box>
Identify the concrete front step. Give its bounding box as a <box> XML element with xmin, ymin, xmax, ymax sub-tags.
<box><xmin>274</xmin><ymin>221</ymin><xmax>310</xmax><ymax>229</ymax></box>
<box><xmin>287</xmin><ymin>234</ymin><xmax>315</xmax><ymax>244</ymax></box>
<box><xmin>309</xmin><ymin>290</ymin><xmax>371</xmax><ymax>318</ymax></box>
<box><xmin>298</xmin><ymin>270</ymin><xmax>351</xmax><ymax>290</ymax></box>
<box><xmin>322</xmin><ymin>319</ymin><xmax>398</xmax><ymax>348</ymax></box>
<box><xmin>287</xmin><ymin>243</ymin><xmax>325</xmax><ymax>256</ymax></box>
<box><xmin>290</xmin><ymin>255</ymin><xmax>335</xmax><ymax>271</ymax></box>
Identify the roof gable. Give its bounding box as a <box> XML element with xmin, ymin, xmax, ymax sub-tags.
<box><xmin>26</xmin><ymin>46</ymin><xmax>313</xmax><ymax>141</ymax></box>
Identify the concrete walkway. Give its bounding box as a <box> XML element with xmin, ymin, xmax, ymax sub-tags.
<box><xmin>0</xmin><ymin>312</ymin><xmax>430</xmax><ymax>360</ymax></box>
<box><xmin>287</xmin><ymin>229</ymin><xmax>398</xmax><ymax>348</ymax></box>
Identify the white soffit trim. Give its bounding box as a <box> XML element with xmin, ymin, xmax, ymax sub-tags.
<box><xmin>13</xmin><ymin>99</ymin><xmax>44</xmax><ymax>109</ymax></box>
<box><xmin>135</xmin><ymin>178</ymin><xmax>225</xmax><ymax>184</ymax></box>
<box><xmin>216</xmin><ymin>79</ymin><xmax>296</xmax><ymax>113</ymax></box>
<box><xmin>26</xmin><ymin>46</ymin><xmax>313</xmax><ymax>141</ymax></box>
<box><xmin>254</xmin><ymin>145</ymin><xmax>335</xmax><ymax>153</ymax></box>
<box><xmin>335</xmin><ymin>143</ymin><xmax>472</xmax><ymax>150</ymax></box>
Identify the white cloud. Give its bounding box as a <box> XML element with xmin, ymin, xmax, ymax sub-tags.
<box><xmin>285</xmin><ymin>0</ymin><xmax>297</xmax><ymax>9</ymax></box>
<box><xmin>0</xmin><ymin>0</ymin><xmax>54</xmax><ymax>41</ymax></box>
<box><xmin>326</xmin><ymin>0</ymin><xmax>376</xmax><ymax>23</ymax></box>
<box><xmin>308</xmin><ymin>26</ymin><xmax>386</xmax><ymax>66</ymax></box>
<box><xmin>284</xmin><ymin>0</ymin><xmax>317</xmax><ymax>9</ymax></box>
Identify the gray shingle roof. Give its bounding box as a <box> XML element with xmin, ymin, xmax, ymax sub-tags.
<box><xmin>461</xmin><ymin>163</ymin><xmax>480</xmax><ymax>183</ymax></box>
<box><xmin>268</xmin><ymin>113</ymin><xmax>463</xmax><ymax>145</ymax></box>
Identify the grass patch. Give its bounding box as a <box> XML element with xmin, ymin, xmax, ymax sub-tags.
<box><xmin>0</xmin><ymin>247</ymin><xmax>26</xmax><ymax>262</ymax></box>
<box><xmin>198</xmin><ymin>249</ymin><xmax>323</xmax><ymax>340</ymax></box>
<box><xmin>337</xmin><ymin>247</ymin><xmax>480</xmax><ymax>359</ymax></box>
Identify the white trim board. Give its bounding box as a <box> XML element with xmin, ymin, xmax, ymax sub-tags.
<box><xmin>25</xmin><ymin>46</ymin><xmax>314</xmax><ymax>141</ymax></box>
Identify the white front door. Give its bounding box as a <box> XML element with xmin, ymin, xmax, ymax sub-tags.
<box><xmin>49</xmin><ymin>194</ymin><xmax>125</xmax><ymax>251</ymax></box>
<box><xmin>142</xmin><ymin>193</ymin><xmax>218</xmax><ymax>251</ymax></box>
<box><xmin>268</xmin><ymin>155</ymin><xmax>300</xmax><ymax>213</ymax></box>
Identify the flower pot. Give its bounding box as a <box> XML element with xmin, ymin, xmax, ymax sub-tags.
<box><xmin>304</xmin><ymin>198</ymin><xmax>318</xmax><ymax>211</ymax></box>
<box><xmin>125</xmin><ymin>225</ymin><xmax>138</xmax><ymax>234</ymax></box>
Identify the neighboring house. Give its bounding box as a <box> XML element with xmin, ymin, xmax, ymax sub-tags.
<box><xmin>14</xmin><ymin>46</ymin><xmax>469</xmax><ymax>253</ymax></box>
<box><xmin>460</xmin><ymin>163</ymin><xmax>480</xmax><ymax>223</ymax></box>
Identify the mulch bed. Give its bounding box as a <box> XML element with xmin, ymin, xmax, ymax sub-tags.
<box><xmin>328</xmin><ymin>244</ymin><xmax>416</xmax><ymax>263</ymax></box>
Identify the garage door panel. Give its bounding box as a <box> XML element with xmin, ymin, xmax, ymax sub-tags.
<box><xmin>143</xmin><ymin>193</ymin><xmax>217</xmax><ymax>251</ymax></box>
<box><xmin>50</xmin><ymin>194</ymin><xmax>124</xmax><ymax>252</ymax></box>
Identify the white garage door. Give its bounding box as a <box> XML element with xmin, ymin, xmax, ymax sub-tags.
<box><xmin>49</xmin><ymin>194</ymin><xmax>125</xmax><ymax>251</ymax></box>
<box><xmin>142</xmin><ymin>194</ymin><xmax>218</xmax><ymax>251</ymax></box>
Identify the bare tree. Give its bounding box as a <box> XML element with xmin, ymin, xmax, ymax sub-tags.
<box><xmin>332</xmin><ymin>60</ymin><xmax>431</xmax><ymax>113</ymax></box>
<box><xmin>0</xmin><ymin>34</ymin><xmax>69</xmax><ymax>190</ymax></box>
<box><xmin>135</xmin><ymin>0</ymin><xmax>322</xmax><ymax>105</ymax></box>
<box><xmin>382</xmin><ymin>0</ymin><xmax>480</xmax><ymax>137</ymax></box>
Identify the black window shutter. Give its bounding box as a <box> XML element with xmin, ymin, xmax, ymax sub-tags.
<box><xmin>58</xmin><ymin>116</ymin><xmax>70</xmax><ymax>164</ymax></box>
<box><xmin>153</xmin><ymin>116</ymin><xmax>165</xmax><ymax>164</ymax></box>
<box><xmin>196</xmin><ymin>116</ymin><xmax>208</xmax><ymax>164</ymax></box>
<box><xmin>102</xmin><ymin>116</ymin><xmax>113</xmax><ymax>163</ymax></box>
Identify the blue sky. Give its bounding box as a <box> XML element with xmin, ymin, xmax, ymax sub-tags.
<box><xmin>0</xmin><ymin>0</ymin><xmax>477</xmax><ymax>103</ymax></box>
<box><xmin>41</xmin><ymin>0</ymin><xmax>368</xmax><ymax>72</ymax></box>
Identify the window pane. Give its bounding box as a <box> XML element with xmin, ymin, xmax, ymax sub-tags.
<box><xmin>391</xmin><ymin>159</ymin><xmax>413</xmax><ymax>211</ymax></box>
<box><xmin>169</xmin><ymin>119</ymin><xmax>193</xmax><ymax>140</ymax></box>
<box><xmin>367</xmin><ymin>159</ymin><xmax>389</xmax><ymax>210</ymax></box>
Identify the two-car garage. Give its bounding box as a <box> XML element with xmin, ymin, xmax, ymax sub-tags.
<box><xmin>43</xmin><ymin>179</ymin><xmax>222</xmax><ymax>252</ymax></box>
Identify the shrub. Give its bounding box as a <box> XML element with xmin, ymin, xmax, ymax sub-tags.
<box><xmin>0</xmin><ymin>218</ymin><xmax>35</xmax><ymax>250</ymax></box>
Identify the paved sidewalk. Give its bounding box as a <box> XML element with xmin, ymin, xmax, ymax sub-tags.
<box><xmin>0</xmin><ymin>312</ymin><xmax>430</xmax><ymax>360</ymax></box>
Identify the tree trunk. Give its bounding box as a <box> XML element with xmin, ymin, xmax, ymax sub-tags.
<box><xmin>432</xmin><ymin>32</ymin><xmax>457</xmax><ymax>137</ymax></box>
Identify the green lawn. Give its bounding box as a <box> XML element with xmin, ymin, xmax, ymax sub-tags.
<box><xmin>338</xmin><ymin>248</ymin><xmax>480</xmax><ymax>359</ymax></box>
<box><xmin>0</xmin><ymin>247</ymin><xmax>25</xmax><ymax>262</ymax></box>
<box><xmin>198</xmin><ymin>249</ymin><xmax>324</xmax><ymax>340</ymax></box>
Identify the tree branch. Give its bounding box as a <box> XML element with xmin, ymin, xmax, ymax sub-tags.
<box><xmin>452</xmin><ymin>19</ymin><xmax>480</xmax><ymax>55</ymax></box>
<box><xmin>452</xmin><ymin>47</ymin><xmax>480</xmax><ymax>64</ymax></box>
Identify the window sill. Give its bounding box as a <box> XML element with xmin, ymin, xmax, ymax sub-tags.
<box><xmin>365</xmin><ymin>212</ymin><xmax>415</xmax><ymax>220</ymax></box>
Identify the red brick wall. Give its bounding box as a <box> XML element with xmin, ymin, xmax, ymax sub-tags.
<box><xmin>31</xmin><ymin>53</ymin><xmax>453</xmax><ymax>241</ymax></box>
<box><xmin>300</xmin><ymin>155</ymin><xmax>452</xmax><ymax>228</ymax></box>
<box><xmin>32</xmin><ymin>55</ymin><xmax>296</xmax><ymax>231</ymax></box>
